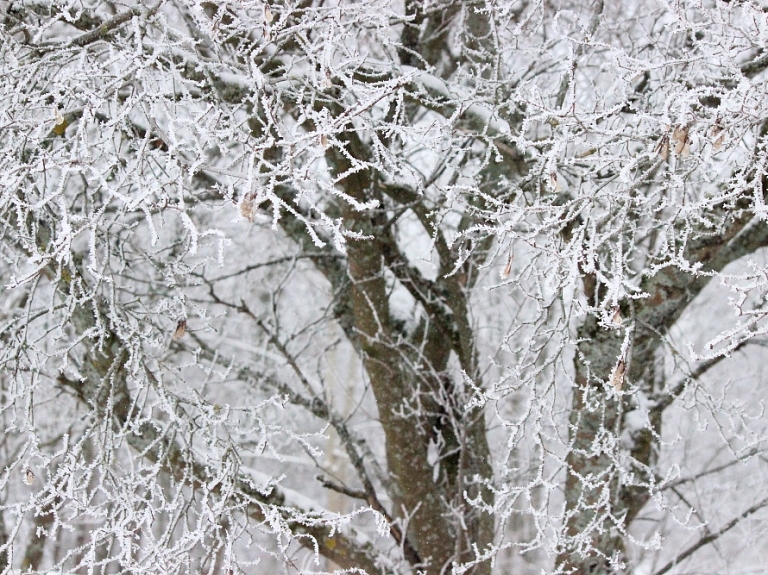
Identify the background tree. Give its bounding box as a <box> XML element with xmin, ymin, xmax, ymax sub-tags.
<box><xmin>3</xmin><ymin>1</ymin><xmax>768</xmax><ymax>574</ymax></box>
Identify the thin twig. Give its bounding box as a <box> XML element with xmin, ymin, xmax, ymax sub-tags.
<box><xmin>653</xmin><ymin>496</ymin><xmax>768</xmax><ymax>575</ymax></box>
<box><xmin>36</xmin><ymin>4</ymin><xmax>160</xmax><ymax>49</ymax></box>
<box><xmin>317</xmin><ymin>476</ymin><xmax>367</xmax><ymax>500</ymax></box>
<box><xmin>662</xmin><ymin>446</ymin><xmax>763</xmax><ymax>491</ymax></box>
<box><xmin>651</xmin><ymin>338</ymin><xmax>750</xmax><ymax>414</ymax></box>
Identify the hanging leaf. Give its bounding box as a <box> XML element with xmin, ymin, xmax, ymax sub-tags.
<box><xmin>173</xmin><ymin>319</ymin><xmax>187</xmax><ymax>340</ymax></box>
<box><xmin>500</xmin><ymin>252</ymin><xmax>514</xmax><ymax>279</ymax></box>
<box><xmin>53</xmin><ymin>109</ymin><xmax>68</xmax><ymax>136</ymax></box>
<box><xmin>610</xmin><ymin>306</ymin><xmax>622</xmax><ymax>327</ymax></box>
<box><xmin>240</xmin><ymin>194</ymin><xmax>255</xmax><ymax>222</ymax></box>
<box><xmin>711</xmin><ymin>120</ymin><xmax>725</xmax><ymax>150</ymax></box>
<box><xmin>610</xmin><ymin>359</ymin><xmax>626</xmax><ymax>390</ymax></box>
<box><xmin>654</xmin><ymin>133</ymin><xmax>670</xmax><ymax>161</ymax></box>
<box><xmin>23</xmin><ymin>468</ymin><xmax>35</xmax><ymax>485</ymax></box>
<box><xmin>672</xmin><ymin>125</ymin><xmax>690</xmax><ymax>156</ymax></box>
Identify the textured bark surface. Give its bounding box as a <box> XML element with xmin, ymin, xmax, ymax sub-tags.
<box><xmin>557</xmin><ymin>172</ymin><xmax>768</xmax><ymax>573</ymax></box>
<box><xmin>6</xmin><ymin>1</ymin><xmax>768</xmax><ymax>574</ymax></box>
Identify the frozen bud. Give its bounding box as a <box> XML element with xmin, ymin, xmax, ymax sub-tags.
<box><xmin>324</xmin><ymin>72</ymin><xmax>333</xmax><ymax>89</ymax></box>
<box><xmin>173</xmin><ymin>319</ymin><xmax>187</xmax><ymax>340</ymax></box>
<box><xmin>23</xmin><ymin>468</ymin><xmax>35</xmax><ymax>485</ymax></box>
<box><xmin>610</xmin><ymin>306</ymin><xmax>622</xmax><ymax>327</ymax></box>
<box><xmin>264</xmin><ymin>5</ymin><xmax>274</xmax><ymax>24</ymax></box>
<box><xmin>320</xmin><ymin>134</ymin><xmax>329</xmax><ymax>149</ymax></box>
<box><xmin>610</xmin><ymin>359</ymin><xmax>626</xmax><ymax>391</ymax></box>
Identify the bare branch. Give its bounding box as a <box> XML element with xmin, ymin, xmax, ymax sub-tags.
<box><xmin>653</xmin><ymin>496</ymin><xmax>768</xmax><ymax>575</ymax></box>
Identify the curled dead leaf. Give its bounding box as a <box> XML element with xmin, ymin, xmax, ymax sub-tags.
<box><xmin>173</xmin><ymin>319</ymin><xmax>187</xmax><ymax>340</ymax></box>
<box><xmin>711</xmin><ymin>121</ymin><xmax>725</xmax><ymax>150</ymax></box>
<box><xmin>500</xmin><ymin>252</ymin><xmax>514</xmax><ymax>279</ymax></box>
<box><xmin>654</xmin><ymin>134</ymin><xmax>670</xmax><ymax>161</ymax></box>
<box><xmin>53</xmin><ymin>109</ymin><xmax>68</xmax><ymax>136</ymax></box>
<box><xmin>548</xmin><ymin>171</ymin><xmax>562</xmax><ymax>192</ymax></box>
<box><xmin>672</xmin><ymin>125</ymin><xmax>690</xmax><ymax>156</ymax></box>
<box><xmin>610</xmin><ymin>359</ymin><xmax>626</xmax><ymax>390</ymax></box>
<box><xmin>240</xmin><ymin>195</ymin><xmax>255</xmax><ymax>222</ymax></box>
<box><xmin>610</xmin><ymin>306</ymin><xmax>622</xmax><ymax>327</ymax></box>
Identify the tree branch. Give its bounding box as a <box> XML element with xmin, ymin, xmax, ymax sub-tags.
<box><xmin>36</xmin><ymin>4</ymin><xmax>159</xmax><ymax>49</ymax></box>
<box><xmin>653</xmin><ymin>496</ymin><xmax>768</xmax><ymax>575</ymax></box>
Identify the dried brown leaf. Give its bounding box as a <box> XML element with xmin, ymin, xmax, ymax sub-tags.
<box><xmin>654</xmin><ymin>134</ymin><xmax>670</xmax><ymax>161</ymax></box>
<box><xmin>610</xmin><ymin>359</ymin><xmax>626</xmax><ymax>390</ymax></box>
<box><xmin>711</xmin><ymin>123</ymin><xmax>725</xmax><ymax>150</ymax></box>
<box><xmin>240</xmin><ymin>196</ymin><xmax>255</xmax><ymax>222</ymax></box>
<box><xmin>610</xmin><ymin>306</ymin><xmax>622</xmax><ymax>327</ymax></box>
<box><xmin>173</xmin><ymin>319</ymin><xmax>187</xmax><ymax>340</ymax></box>
<box><xmin>672</xmin><ymin>125</ymin><xmax>689</xmax><ymax>155</ymax></box>
<box><xmin>500</xmin><ymin>253</ymin><xmax>514</xmax><ymax>279</ymax></box>
<box><xmin>549</xmin><ymin>171</ymin><xmax>562</xmax><ymax>192</ymax></box>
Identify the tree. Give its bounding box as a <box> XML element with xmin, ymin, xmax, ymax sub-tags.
<box><xmin>3</xmin><ymin>0</ymin><xmax>768</xmax><ymax>573</ymax></box>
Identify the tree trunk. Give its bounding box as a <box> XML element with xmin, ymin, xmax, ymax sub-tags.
<box><xmin>558</xmin><ymin>315</ymin><xmax>626</xmax><ymax>573</ymax></box>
